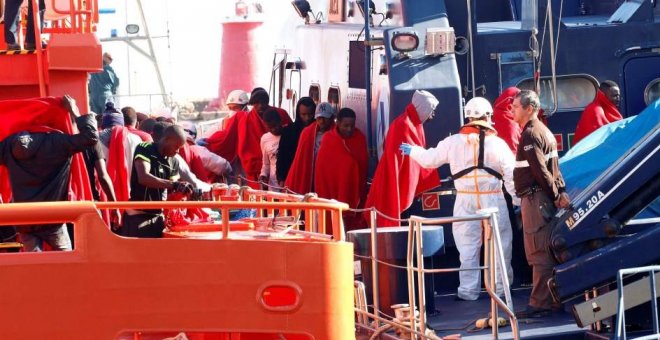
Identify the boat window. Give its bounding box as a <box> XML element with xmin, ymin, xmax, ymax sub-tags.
<box><xmin>348</xmin><ymin>40</ymin><xmax>367</xmax><ymax>89</ymax></box>
<box><xmin>309</xmin><ymin>84</ymin><xmax>321</xmax><ymax>104</ymax></box>
<box><xmin>517</xmin><ymin>75</ymin><xmax>598</xmax><ymax>113</ymax></box>
<box><xmin>328</xmin><ymin>86</ymin><xmax>341</xmax><ymax>110</ymax></box>
<box><xmin>644</xmin><ymin>78</ymin><xmax>660</xmax><ymax>105</ymax></box>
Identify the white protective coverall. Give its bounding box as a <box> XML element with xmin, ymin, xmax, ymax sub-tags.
<box><xmin>409</xmin><ymin>125</ymin><xmax>519</xmax><ymax>300</ymax></box>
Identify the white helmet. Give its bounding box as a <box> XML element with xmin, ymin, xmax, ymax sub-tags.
<box><xmin>226</xmin><ymin>90</ymin><xmax>249</xmax><ymax>105</ymax></box>
<box><xmin>464</xmin><ymin>97</ymin><xmax>493</xmax><ymax>119</ymax></box>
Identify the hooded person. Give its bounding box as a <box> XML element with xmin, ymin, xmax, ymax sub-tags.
<box><xmin>314</xmin><ymin>108</ymin><xmax>369</xmax><ymax>231</ymax></box>
<box><xmin>284</xmin><ymin>102</ymin><xmax>336</xmax><ymax>195</ymax></box>
<box><xmin>276</xmin><ymin>97</ymin><xmax>316</xmax><ymax>185</ymax></box>
<box><xmin>99</xmin><ymin>102</ymin><xmax>143</xmax><ymax>204</ymax></box>
<box><xmin>401</xmin><ymin>97</ymin><xmax>518</xmax><ymax>300</ymax></box>
<box><xmin>574</xmin><ymin>80</ymin><xmax>623</xmax><ymax>145</ymax></box>
<box><xmin>492</xmin><ymin>87</ymin><xmax>522</xmax><ymax>154</ymax></box>
<box><xmin>0</xmin><ymin>96</ymin><xmax>98</xmax><ymax>251</ymax></box>
<box><xmin>364</xmin><ymin>90</ymin><xmax>441</xmax><ymax>227</ymax></box>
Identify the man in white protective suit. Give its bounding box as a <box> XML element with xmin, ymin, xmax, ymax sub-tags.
<box><xmin>400</xmin><ymin>97</ymin><xmax>519</xmax><ymax>301</ymax></box>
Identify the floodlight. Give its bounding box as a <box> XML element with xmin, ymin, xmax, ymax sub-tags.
<box><xmin>292</xmin><ymin>0</ymin><xmax>313</xmax><ymax>24</ymax></box>
<box><xmin>125</xmin><ymin>24</ymin><xmax>140</xmax><ymax>35</ymax></box>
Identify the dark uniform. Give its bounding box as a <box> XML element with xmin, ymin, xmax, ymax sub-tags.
<box><xmin>123</xmin><ymin>142</ymin><xmax>180</xmax><ymax>238</ymax></box>
<box><xmin>514</xmin><ymin>118</ymin><xmax>566</xmax><ymax>311</ymax></box>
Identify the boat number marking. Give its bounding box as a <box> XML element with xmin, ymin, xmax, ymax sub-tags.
<box><xmin>566</xmin><ymin>190</ymin><xmax>605</xmax><ymax>230</ymax></box>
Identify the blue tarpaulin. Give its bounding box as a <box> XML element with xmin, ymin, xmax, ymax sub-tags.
<box><xmin>560</xmin><ymin>99</ymin><xmax>660</xmax><ymax>218</ymax></box>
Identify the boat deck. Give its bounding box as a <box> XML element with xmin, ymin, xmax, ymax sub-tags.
<box><xmin>429</xmin><ymin>286</ymin><xmax>587</xmax><ymax>339</ymax></box>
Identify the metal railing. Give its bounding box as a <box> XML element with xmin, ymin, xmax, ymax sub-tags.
<box><xmin>615</xmin><ymin>265</ymin><xmax>660</xmax><ymax>340</ymax></box>
<box><xmin>355</xmin><ymin>207</ymin><xmax>519</xmax><ymax>339</ymax></box>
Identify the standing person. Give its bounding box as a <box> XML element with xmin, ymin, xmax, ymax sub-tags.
<box><xmin>3</xmin><ymin>0</ymin><xmax>45</xmax><ymax>50</ymax></box>
<box><xmin>574</xmin><ymin>80</ymin><xmax>623</xmax><ymax>144</ymax></box>
<box><xmin>315</xmin><ymin>108</ymin><xmax>368</xmax><ymax>230</ymax></box>
<box><xmin>259</xmin><ymin>108</ymin><xmax>283</xmax><ymax>190</ymax></box>
<box><xmin>123</xmin><ymin>125</ymin><xmax>194</xmax><ymax>238</ymax></box>
<box><xmin>0</xmin><ymin>96</ymin><xmax>98</xmax><ymax>251</ymax></box>
<box><xmin>248</xmin><ymin>89</ymin><xmax>292</xmax><ymax>124</ymax></box>
<box><xmin>121</xmin><ymin>106</ymin><xmax>153</xmax><ymax>142</ymax></box>
<box><xmin>364</xmin><ymin>90</ymin><xmax>441</xmax><ymax>227</ymax></box>
<box><xmin>284</xmin><ymin>102</ymin><xmax>335</xmax><ymax>195</ymax></box>
<box><xmin>276</xmin><ymin>97</ymin><xmax>316</xmax><ymax>186</ymax></box>
<box><xmin>402</xmin><ymin>97</ymin><xmax>518</xmax><ymax>300</ymax></box>
<box><xmin>511</xmin><ymin>90</ymin><xmax>570</xmax><ymax>318</ymax></box>
<box><xmin>98</xmin><ymin>102</ymin><xmax>142</xmax><ymax>203</ymax></box>
<box><xmin>493</xmin><ymin>87</ymin><xmax>522</xmax><ymax>154</ymax></box>
<box><xmin>89</xmin><ymin>52</ymin><xmax>119</xmax><ymax>115</ymax></box>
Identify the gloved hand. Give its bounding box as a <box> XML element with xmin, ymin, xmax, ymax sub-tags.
<box><xmin>513</xmin><ymin>205</ymin><xmax>521</xmax><ymax>215</ymax></box>
<box><xmin>399</xmin><ymin>143</ymin><xmax>413</xmax><ymax>156</ymax></box>
<box><xmin>196</xmin><ymin>138</ymin><xmax>209</xmax><ymax>147</ymax></box>
<box><xmin>172</xmin><ymin>181</ymin><xmax>195</xmax><ymax>196</ymax></box>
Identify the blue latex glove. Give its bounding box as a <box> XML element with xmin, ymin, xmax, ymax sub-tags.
<box><xmin>513</xmin><ymin>205</ymin><xmax>521</xmax><ymax>215</ymax></box>
<box><xmin>399</xmin><ymin>143</ymin><xmax>413</xmax><ymax>156</ymax></box>
<box><xmin>196</xmin><ymin>138</ymin><xmax>209</xmax><ymax>147</ymax></box>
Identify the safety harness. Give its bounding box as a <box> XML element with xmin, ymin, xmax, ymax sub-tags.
<box><xmin>451</xmin><ymin>127</ymin><xmax>504</xmax><ymax>181</ymax></box>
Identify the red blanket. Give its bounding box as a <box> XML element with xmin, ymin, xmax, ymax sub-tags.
<box><xmin>206</xmin><ymin>111</ymin><xmax>246</xmax><ymax>163</ymax></box>
<box><xmin>315</xmin><ymin>127</ymin><xmax>368</xmax><ymax>209</ymax></box>
<box><xmin>0</xmin><ymin>97</ymin><xmax>92</xmax><ymax>203</ymax></box>
<box><xmin>574</xmin><ymin>89</ymin><xmax>623</xmax><ymax>144</ymax></box>
<box><xmin>238</xmin><ymin>109</ymin><xmax>269</xmax><ymax>188</ymax></box>
<box><xmin>127</xmin><ymin>126</ymin><xmax>152</xmax><ymax>142</ymax></box>
<box><xmin>285</xmin><ymin>122</ymin><xmax>334</xmax><ymax>195</ymax></box>
<box><xmin>179</xmin><ymin>143</ymin><xmax>211</xmax><ymax>183</ymax></box>
<box><xmin>364</xmin><ymin>104</ymin><xmax>440</xmax><ymax>226</ymax></box>
<box><xmin>492</xmin><ymin>87</ymin><xmax>521</xmax><ymax>154</ymax></box>
<box><xmin>106</xmin><ymin>126</ymin><xmax>130</xmax><ymax>202</ymax></box>
<box><xmin>208</xmin><ymin>107</ymin><xmax>291</xmax><ymax>189</ymax></box>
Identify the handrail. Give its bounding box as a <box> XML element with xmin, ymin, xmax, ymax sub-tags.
<box><xmin>401</xmin><ymin>209</ymin><xmax>519</xmax><ymax>339</ymax></box>
<box><xmin>615</xmin><ymin>265</ymin><xmax>660</xmax><ymax>340</ymax></box>
<box><xmin>31</xmin><ymin>0</ymin><xmax>47</xmax><ymax>97</ymax></box>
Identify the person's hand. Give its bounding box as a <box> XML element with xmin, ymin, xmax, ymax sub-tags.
<box><xmin>172</xmin><ymin>181</ymin><xmax>195</xmax><ymax>196</ymax></box>
<box><xmin>399</xmin><ymin>143</ymin><xmax>413</xmax><ymax>156</ymax></box>
<box><xmin>62</xmin><ymin>95</ymin><xmax>81</xmax><ymax>118</ymax></box>
<box><xmin>554</xmin><ymin>192</ymin><xmax>570</xmax><ymax>209</ymax></box>
<box><xmin>110</xmin><ymin>209</ymin><xmax>122</xmax><ymax>232</ymax></box>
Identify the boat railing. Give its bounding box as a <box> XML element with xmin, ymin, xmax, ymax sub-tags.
<box><xmin>615</xmin><ymin>265</ymin><xmax>660</xmax><ymax>340</ymax></box>
<box><xmin>354</xmin><ymin>207</ymin><xmax>520</xmax><ymax>340</ymax></box>
<box><xmin>88</xmin><ymin>184</ymin><xmax>349</xmax><ymax>242</ymax></box>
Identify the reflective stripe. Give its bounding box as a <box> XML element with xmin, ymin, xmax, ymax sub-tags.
<box><xmin>515</xmin><ymin>150</ymin><xmax>558</xmax><ymax>168</ymax></box>
<box><xmin>135</xmin><ymin>154</ymin><xmax>151</xmax><ymax>163</ymax></box>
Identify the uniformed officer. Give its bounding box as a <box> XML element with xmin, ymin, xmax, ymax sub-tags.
<box><xmin>511</xmin><ymin>90</ymin><xmax>570</xmax><ymax>318</ymax></box>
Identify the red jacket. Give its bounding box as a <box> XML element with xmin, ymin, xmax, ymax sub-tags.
<box><xmin>574</xmin><ymin>90</ymin><xmax>623</xmax><ymax>145</ymax></box>
<box><xmin>364</xmin><ymin>104</ymin><xmax>440</xmax><ymax>226</ymax></box>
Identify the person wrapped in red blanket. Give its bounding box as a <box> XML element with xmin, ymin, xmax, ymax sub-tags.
<box><xmin>285</xmin><ymin>102</ymin><xmax>336</xmax><ymax>195</ymax></box>
<box><xmin>364</xmin><ymin>90</ymin><xmax>441</xmax><ymax>227</ymax></box>
<box><xmin>315</xmin><ymin>108</ymin><xmax>368</xmax><ymax>231</ymax></box>
<box><xmin>206</xmin><ymin>89</ymin><xmax>291</xmax><ymax>188</ymax></box>
<box><xmin>0</xmin><ymin>96</ymin><xmax>97</xmax><ymax>251</ymax></box>
<box><xmin>574</xmin><ymin>80</ymin><xmax>623</xmax><ymax>145</ymax></box>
